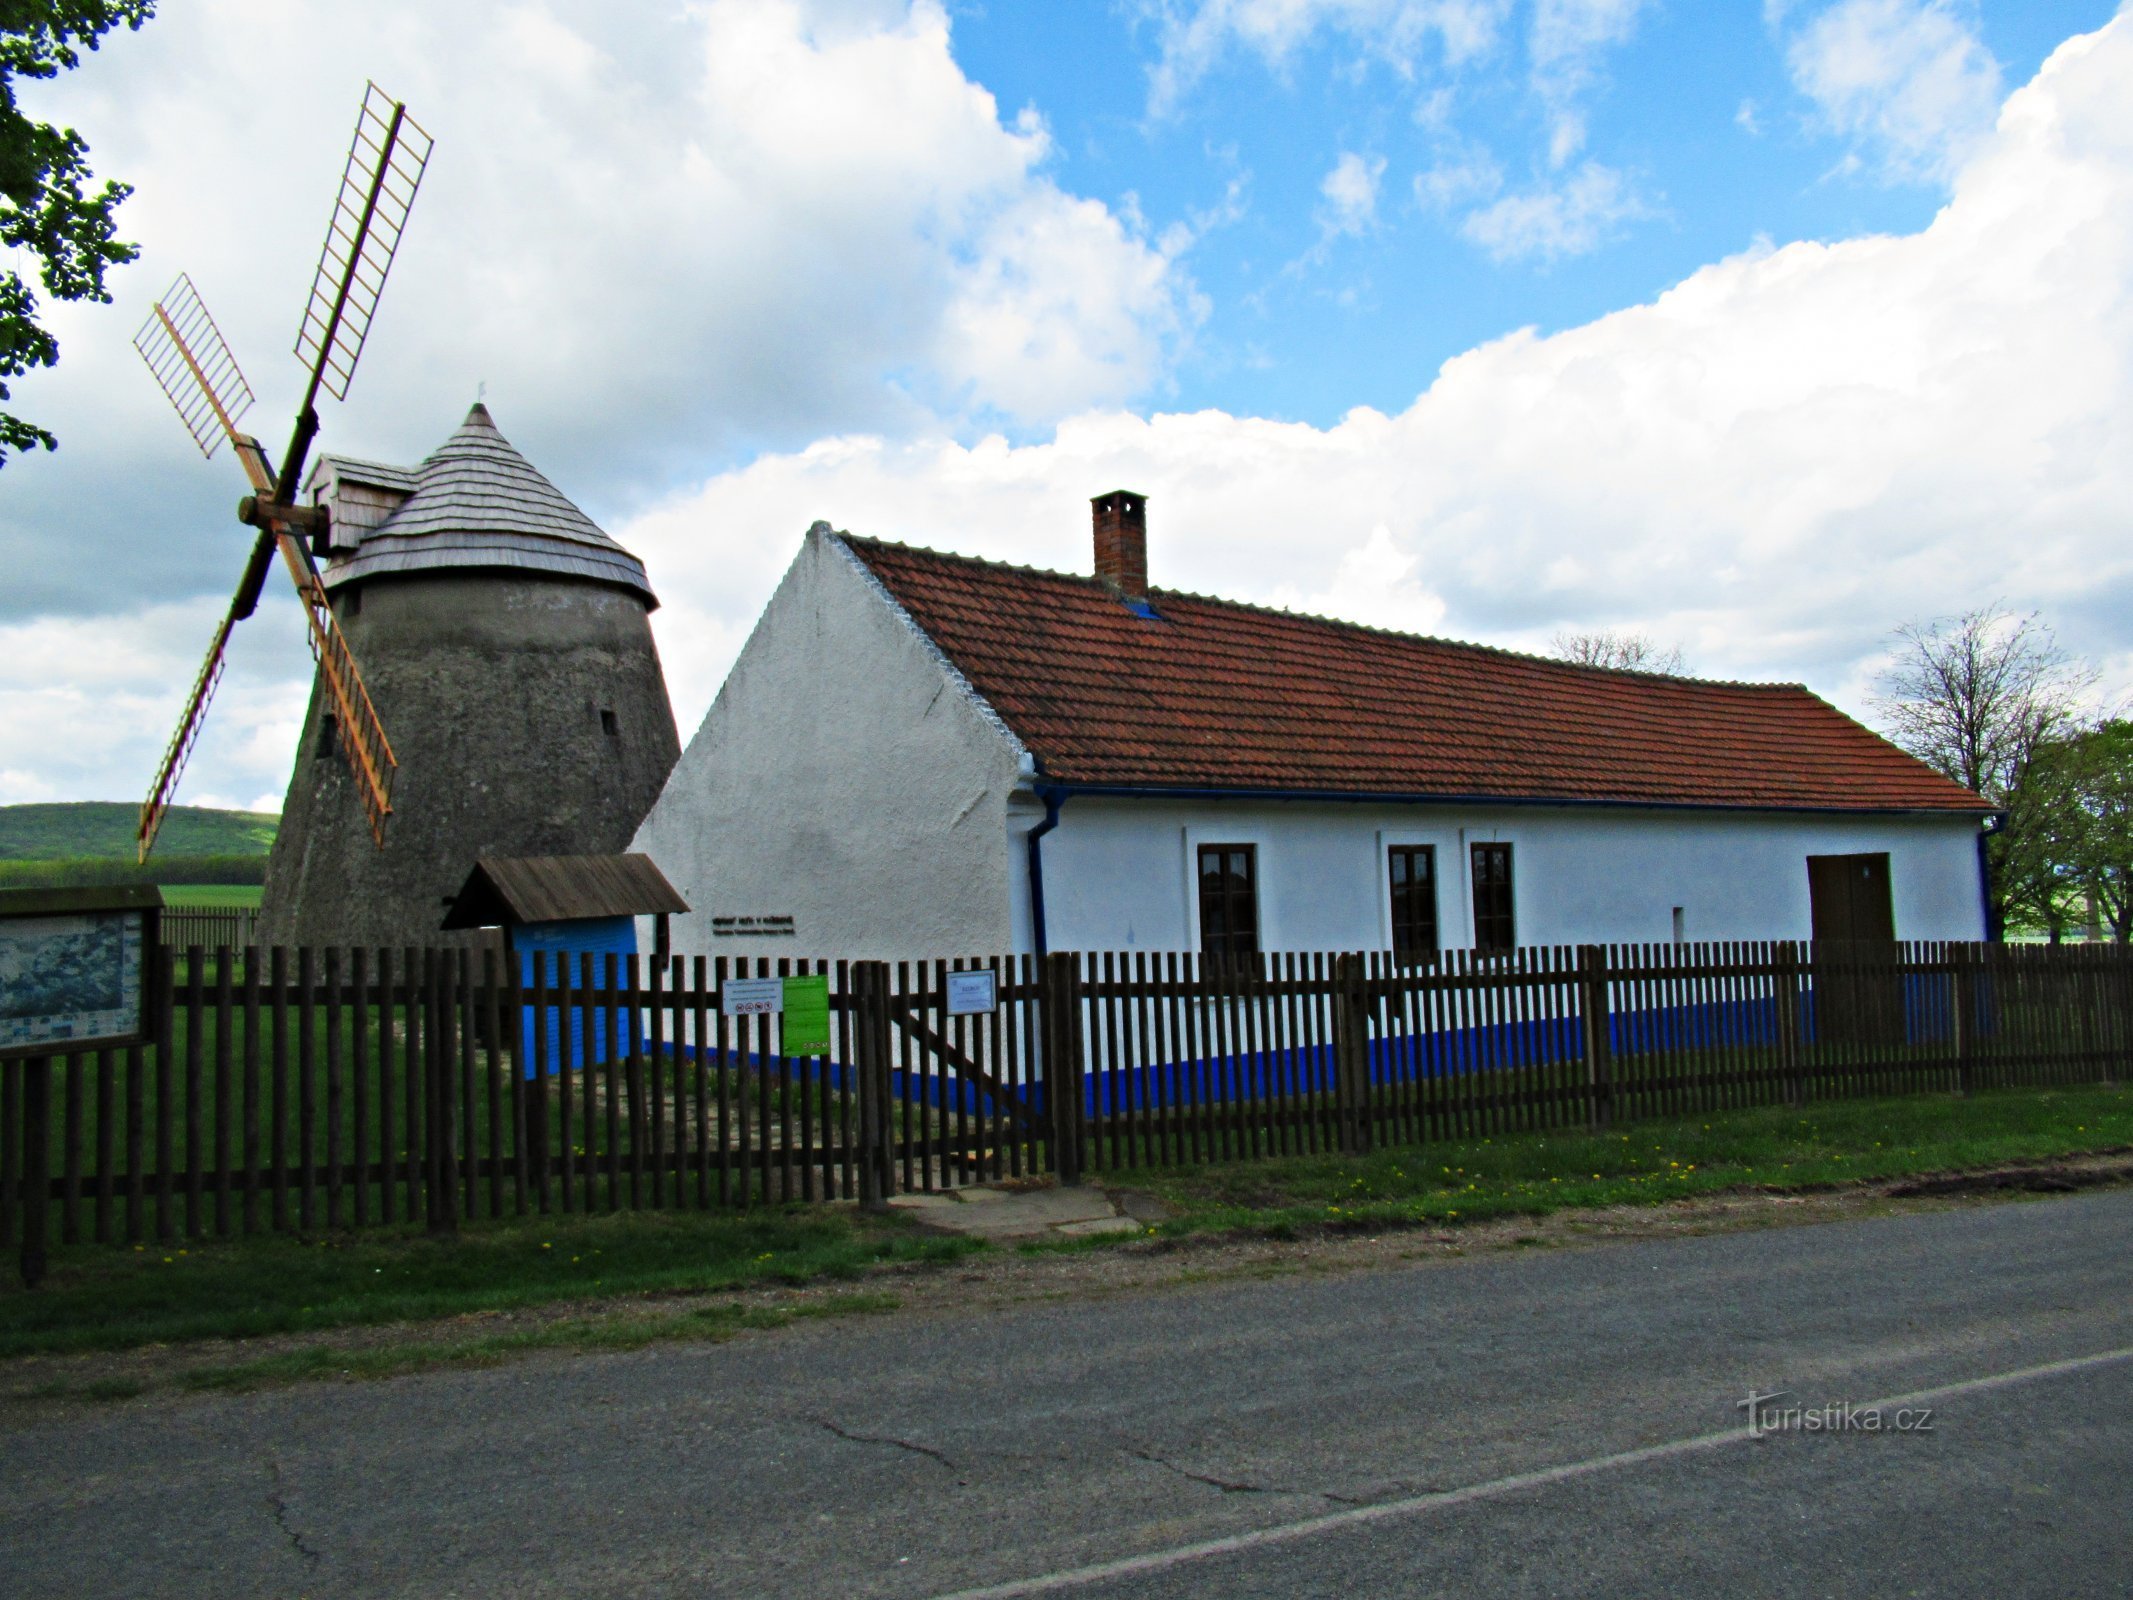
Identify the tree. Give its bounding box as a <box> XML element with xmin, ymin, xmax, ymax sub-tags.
<box><xmin>1871</xmin><ymin>606</ymin><xmax>2097</xmax><ymax>937</ymax></box>
<box><xmin>2050</xmin><ymin>720</ymin><xmax>2133</xmax><ymax>942</ymax></box>
<box><xmin>1548</xmin><ymin>628</ymin><xmax>1687</xmax><ymax>675</ymax></box>
<box><xmin>1</xmin><ymin>0</ymin><xmax>154</xmax><ymax>466</ymax></box>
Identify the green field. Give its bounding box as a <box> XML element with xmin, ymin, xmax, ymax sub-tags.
<box><xmin>0</xmin><ymin>802</ymin><xmax>276</xmax><ymax>890</ymax></box>
<box><xmin>158</xmin><ymin>884</ymin><xmax>266</xmax><ymax>908</ymax></box>
<box><xmin>0</xmin><ymin>802</ymin><xmax>276</xmax><ymax>861</ymax></box>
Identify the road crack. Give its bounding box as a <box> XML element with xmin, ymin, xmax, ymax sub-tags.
<box><xmin>816</xmin><ymin>1418</ymin><xmax>962</xmax><ymax>1474</ymax></box>
<box><xmin>265</xmin><ymin>1458</ymin><xmax>322</xmax><ymax>1571</ymax></box>
<box><xmin>1128</xmin><ymin>1448</ymin><xmax>1363</xmax><ymax>1504</ymax></box>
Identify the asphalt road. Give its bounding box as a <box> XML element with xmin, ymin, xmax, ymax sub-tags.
<box><xmin>4</xmin><ymin>1191</ymin><xmax>2130</xmax><ymax>1599</ymax></box>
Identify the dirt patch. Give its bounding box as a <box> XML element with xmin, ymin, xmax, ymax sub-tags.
<box><xmin>6</xmin><ymin>1153</ymin><xmax>2130</xmax><ymax>1414</ymax></box>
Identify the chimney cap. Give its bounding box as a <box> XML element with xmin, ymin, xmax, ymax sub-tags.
<box><xmin>1091</xmin><ymin>488</ymin><xmax>1147</xmax><ymax>509</ymax></box>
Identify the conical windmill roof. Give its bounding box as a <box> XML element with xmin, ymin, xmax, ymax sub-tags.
<box><xmin>319</xmin><ymin>404</ymin><xmax>657</xmax><ymax>606</ymax></box>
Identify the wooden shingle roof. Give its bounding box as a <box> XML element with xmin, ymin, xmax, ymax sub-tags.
<box><xmin>321</xmin><ymin>404</ymin><xmax>657</xmax><ymax>605</ymax></box>
<box><xmin>842</xmin><ymin>535</ymin><xmax>1990</xmax><ymax>816</ymax></box>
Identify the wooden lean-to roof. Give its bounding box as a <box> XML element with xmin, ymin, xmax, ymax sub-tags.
<box><xmin>840</xmin><ymin>536</ymin><xmax>1990</xmax><ymax>816</ymax></box>
<box><xmin>440</xmin><ymin>854</ymin><xmax>689</xmax><ymax>930</ymax></box>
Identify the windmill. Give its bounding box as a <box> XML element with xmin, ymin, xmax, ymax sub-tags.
<box><xmin>131</xmin><ymin>84</ymin><xmax>433</xmax><ymax>862</ymax></box>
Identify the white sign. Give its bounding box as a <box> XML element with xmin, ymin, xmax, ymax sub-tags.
<box><xmin>721</xmin><ymin>977</ymin><xmax>784</xmax><ymax>1017</ymax></box>
<box><xmin>946</xmin><ymin>969</ymin><xmax>998</xmax><ymax>1017</ymax></box>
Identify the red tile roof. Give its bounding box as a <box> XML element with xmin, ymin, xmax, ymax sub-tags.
<box><xmin>843</xmin><ymin>536</ymin><xmax>1991</xmax><ymax>815</ymax></box>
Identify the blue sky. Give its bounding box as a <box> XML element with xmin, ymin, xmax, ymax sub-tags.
<box><xmin>946</xmin><ymin>1</ymin><xmax>2114</xmax><ymax>427</ymax></box>
<box><xmin>4</xmin><ymin>0</ymin><xmax>2132</xmax><ymax>809</ymax></box>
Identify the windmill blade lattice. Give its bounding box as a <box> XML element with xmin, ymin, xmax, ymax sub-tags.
<box><xmin>279</xmin><ymin>538</ymin><xmax>398</xmax><ymax>844</ymax></box>
<box><xmin>133</xmin><ymin>274</ymin><xmax>255</xmax><ymax>463</ymax></box>
<box><xmin>138</xmin><ymin>611</ymin><xmax>235</xmax><ymax>861</ymax></box>
<box><xmin>294</xmin><ymin>83</ymin><xmax>433</xmax><ymax>405</ymax></box>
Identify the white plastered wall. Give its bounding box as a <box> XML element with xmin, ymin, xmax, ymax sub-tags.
<box><xmin>1030</xmin><ymin>799</ymin><xmax>1987</xmax><ymax>955</ymax></box>
<box><xmin>631</xmin><ymin>526</ymin><xmax>1027</xmax><ymax>960</ymax></box>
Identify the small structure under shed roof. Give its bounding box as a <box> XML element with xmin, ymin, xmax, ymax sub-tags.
<box><xmin>442</xmin><ymin>854</ymin><xmax>689</xmax><ymax>1075</ymax></box>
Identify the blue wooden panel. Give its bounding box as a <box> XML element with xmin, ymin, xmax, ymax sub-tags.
<box><xmin>514</xmin><ymin>917</ymin><xmax>636</xmax><ymax>1076</ymax></box>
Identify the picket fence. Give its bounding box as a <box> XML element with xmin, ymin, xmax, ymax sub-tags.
<box><xmin>3</xmin><ymin>939</ymin><xmax>2129</xmax><ymax>1261</ymax></box>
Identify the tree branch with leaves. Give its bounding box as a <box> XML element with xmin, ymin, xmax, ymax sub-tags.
<box><xmin>1</xmin><ymin>0</ymin><xmax>154</xmax><ymax>465</ymax></box>
<box><xmin>1872</xmin><ymin>606</ymin><xmax>2098</xmax><ymax>938</ymax></box>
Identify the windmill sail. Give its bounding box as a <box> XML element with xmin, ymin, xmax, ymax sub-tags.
<box><xmin>278</xmin><ymin>537</ymin><xmax>397</xmax><ymax>843</ymax></box>
<box><xmin>137</xmin><ymin>613</ymin><xmax>235</xmax><ymax>862</ymax></box>
<box><xmin>294</xmin><ymin>84</ymin><xmax>432</xmax><ymax>414</ymax></box>
<box><xmin>130</xmin><ymin>85</ymin><xmax>428</xmax><ymax>861</ymax></box>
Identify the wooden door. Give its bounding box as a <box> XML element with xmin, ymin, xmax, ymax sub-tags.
<box><xmin>1807</xmin><ymin>853</ymin><xmax>1898</xmax><ymax>1045</ymax></box>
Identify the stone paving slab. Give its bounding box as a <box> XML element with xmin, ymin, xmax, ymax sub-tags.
<box><xmin>885</xmin><ymin>1180</ymin><xmax>1154</xmax><ymax>1240</ymax></box>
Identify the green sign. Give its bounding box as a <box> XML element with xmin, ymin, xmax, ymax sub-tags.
<box><xmin>780</xmin><ymin>974</ymin><xmax>831</xmax><ymax>1056</ymax></box>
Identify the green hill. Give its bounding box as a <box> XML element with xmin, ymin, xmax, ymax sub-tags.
<box><xmin>0</xmin><ymin>802</ymin><xmax>277</xmax><ymax>862</ymax></box>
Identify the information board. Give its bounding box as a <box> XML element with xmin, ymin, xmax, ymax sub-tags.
<box><xmin>0</xmin><ymin>888</ymin><xmax>160</xmax><ymax>1060</ymax></box>
<box><xmin>946</xmin><ymin>969</ymin><xmax>998</xmax><ymax>1017</ymax></box>
<box><xmin>721</xmin><ymin>976</ymin><xmax>784</xmax><ymax>1017</ymax></box>
<box><xmin>780</xmin><ymin>974</ymin><xmax>832</xmax><ymax>1055</ymax></box>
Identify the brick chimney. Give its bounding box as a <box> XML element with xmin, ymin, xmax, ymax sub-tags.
<box><xmin>1091</xmin><ymin>490</ymin><xmax>1148</xmax><ymax>602</ymax></box>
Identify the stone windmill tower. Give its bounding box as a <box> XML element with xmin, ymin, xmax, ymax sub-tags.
<box><xmin>257</xmin><ymin>403</ymin><xmax>681</xmax><ymax>949</ymax></box>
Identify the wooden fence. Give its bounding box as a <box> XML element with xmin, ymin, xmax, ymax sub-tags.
<box><xmin>3</xmin><ymin>940</ymin><xmax>2129</xmax><ymax>1257</ymax></box>
<box><xmin>158</xmin><ymin>905</ymin><xmax>260</xmax><ymax>951</ymax></box>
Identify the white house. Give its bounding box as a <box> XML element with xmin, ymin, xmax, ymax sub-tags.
<box><xmin>633</xmin><ymin>495</ymin><xmax>1993</xmax><ymax>963</ymax></box>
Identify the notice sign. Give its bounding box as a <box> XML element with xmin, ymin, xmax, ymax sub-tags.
<box><xmin>946</xmin><ymin>969</ymin><xmax>998</xmax><ymax>1017</ymax></box>
<box><xmin>1</xmin><ymin>904</ymin><xmax>152</xmax><ymax>1059</ymax></box>
<box><xmin>721</xmin><ymin>977</ymin><xmax>784</xmax><ymax>1017</ymax></box>
<box><xmin>780</xmin><ymin>975</ymin><xmax>831</xmax><ymax>1056</ymax></box>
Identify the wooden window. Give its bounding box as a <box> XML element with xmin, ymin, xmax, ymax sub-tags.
<box><xmin>1387</xmin><ymin>845</ymin><xmax>1439</xmax><ymax>963</ymax></box>
<box><xmin>1470</xmin><ymin>842</ymin><xmax>1515</xmax><ymax>953</ymax></box>
<box><xmin>1196</xmin><ymin>844</ymin><xmax>1260</xmax><ymax>970</ymax></box>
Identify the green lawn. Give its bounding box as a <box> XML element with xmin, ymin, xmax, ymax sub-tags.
<box><xmin>0</xmin><ymin>1205</ymin><xmax>979</xmax><ymax>1360</ymax></box>
<box><xmin>1131</xmin><ymin>1085</ymin><xmax>2133</xmax><ymax>1237</ymax></box>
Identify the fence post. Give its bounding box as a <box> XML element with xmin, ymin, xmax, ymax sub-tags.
<box><xmin>1332</xmin><ymin>953</ymin><xmax>1371</xmax><ymax>1156</ymax></box>
<box><xmin>1775</xmin><ymin>941</ymin><xmax>1806</xmax><ymax>1109</ymax></box>
<box><xmin>1578</xmin><ymin>945</ymin><xmax>1613</xmax><ymax>1130</ymax></box>
<box><xmin>1041</xmin><ymin>952</ymin><xmax>1085</xmax><ymax>1185</ymax></box>
<box><xmin>1953</xmin><ymin>943</ymin><xmax>1977</xmax><ymax>1098</ymax></box>
<box><xmin>852</xmin><ymin>961</ymin><xmax>894</xmax><ymax>1211</ymax></box>
<box><xmin>426</xmin><ymin>951</ymin><xmax>460</xmax><ymax>1237</ymax></box>
<box><xmin>17</xmin><ymin>1057</ymin><xmax>50</xmax><ymax>1288</ymax></box>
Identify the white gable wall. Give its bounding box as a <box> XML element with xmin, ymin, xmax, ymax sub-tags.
<box><xmin>631</xmin><ymin>528</ymin><xmax>1026</xmax><ymax>960</ymax></box>
<box><xmin>1028</xmin><ymin>798</ymin><xmax>1985</xmax><ymax>955</ymax></box>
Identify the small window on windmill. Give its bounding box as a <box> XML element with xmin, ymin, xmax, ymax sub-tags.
<box><xmin>317</xmin><ymin>712</ymin><xmax>339</xmax><ymax>761</ymax></box>
<box><xmin>599</xmin><ymin>708</ymin><xmax>619</xmax><ymax>739</ymax></box>
<box><xmin>342</xmin><ymin>587</ymin><xmax>362</xmax><ymax>619</ymax></box>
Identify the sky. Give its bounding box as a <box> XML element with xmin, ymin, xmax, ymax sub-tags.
<box><xmin>1</xmin><ymin>0</ymin><xmax>2129</xmax><ymax>813</ymax></box>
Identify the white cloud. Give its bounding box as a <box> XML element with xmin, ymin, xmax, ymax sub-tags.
<box><xmin>2</xmin><ymin>0</ymin><xmax>1197</xmax><ymax>616</ymax></box>
<box><xmin>1459</xmin><ymin>160</ymin><xmax>1651</xmax><ymax>260</ymax></box>
<box><xmin>1414</xmin><ymin>144</ymin><xmax>1505</xmax><ymax>210</ymax></box>
<box><xmin>1318</xmin><ymin>151</ymin><xmax>1388</xmax><ymax>237</ymax></box>
<box><xmin>15</xmin><ymin>8</ymin><xmax>2133</xmax><ymax>811</ymax></box>
<box><xmin>619</xmin><ymin>14</ymin><xmax>2133</xmax><ymax>743</ymax></box>
<box><xmin>1779</xmin><ymin>0</ymin><xmax>2004</xmax><ymax>183</ymax></box>
<box><xmin>1529</xmin><ymin>0</ymin><xmax>1651</xmax><ymax>166</ymax></box>
<box><xmin>1142</xmin><ymin>0</ymin><xmax>1515</xmax><ymax>115</ymax></box>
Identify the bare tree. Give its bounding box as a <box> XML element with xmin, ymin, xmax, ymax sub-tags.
<box><xmin>1548</xmin><ymin>629</ymin><xmax>1687</xmax><ymax>675</ymax></box>
<box><xmin>1872</xmin><ymin>606</ymin><xmax>2097</xmax><ymax>937</ymax></box>
<box><xmin>1872</xmin><ymin>607</ymin><xmax>2093</xmax><ymax>800</ymax></box>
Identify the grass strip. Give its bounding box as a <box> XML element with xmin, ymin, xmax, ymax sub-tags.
<box><xmin>0</xmin><ymin>1207</ymin><xmax>978</xmax><ymax>1360</ymax></box>
<box><xmin>1132</xmin><ymin>1085</ymin><xmax>2133</xmax><ymax>1238</ymax></box>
